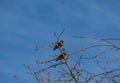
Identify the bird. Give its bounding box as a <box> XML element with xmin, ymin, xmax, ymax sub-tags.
<box><xmin>56</xmin><ymin>52</ymin><xmax>67</xmax><ymax>61</ymax></box>
<box><xmin>53</xmin><ymin>40</ymin><xmax>64</xmax><ymax>50</ymax></box>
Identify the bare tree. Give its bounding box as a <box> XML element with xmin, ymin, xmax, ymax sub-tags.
<box><xmin>15</xmin><ymin>29</ymin><xmax>120</xmax><ymax>83</ymax></box>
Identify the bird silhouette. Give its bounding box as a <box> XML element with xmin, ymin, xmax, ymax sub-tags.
<box><xmin>56</xmin><ymin>52</ymin><xmax>67</xmax><ymax>61</ymax></box>
<box><xmin>53</xmin><ymin>40</ymin><xmax>64</xmax><ymax>50</ymax></box>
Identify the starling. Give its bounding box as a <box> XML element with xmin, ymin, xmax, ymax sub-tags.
<box><xmin>56</xmin><ymin>52</ymin><xmax>67</xmax><ymax>61</ymax></box>
<box><xmin>53</xmin><ymin>40</ymin><xmax>64</xmax><ymax>50</ymax></box>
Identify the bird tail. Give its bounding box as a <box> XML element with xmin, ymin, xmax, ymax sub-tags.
<box><xmin>53</xmin><ymin>47</ymin><xmax>57</xmax><ymax>50</ymax></box>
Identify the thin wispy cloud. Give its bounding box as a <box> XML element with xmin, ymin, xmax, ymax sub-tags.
<box><xmin>0</xmin><ymin>0</ymin><xmax>120</xmax><ymax>83</ymax></box>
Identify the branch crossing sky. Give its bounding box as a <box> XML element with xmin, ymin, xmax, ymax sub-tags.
<box><xmin>0</xmin><ymin>0</ymin><xmax>120</xmax><ymax>83</ymax></box>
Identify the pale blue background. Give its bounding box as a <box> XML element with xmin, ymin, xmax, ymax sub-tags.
<box><xmin>0</xmin><ymin>0</ymin><xmax>120</xmax><ymax>83</ymax></box>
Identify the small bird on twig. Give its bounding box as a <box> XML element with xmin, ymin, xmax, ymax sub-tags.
<box><xmin>53</xmin><ymin>40</ymin><xmax>64</xmax><ymax>50</ymax></box>
<box><xmin>56</xmin><ymin>52</ymin><xmax>67</xmax><ymax>61</ymax></box>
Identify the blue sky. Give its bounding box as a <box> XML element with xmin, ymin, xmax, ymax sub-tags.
<box><xmin>0</xmin><ymin>0</ymin><xmax>120</xmax><ymax>83</ymax></box>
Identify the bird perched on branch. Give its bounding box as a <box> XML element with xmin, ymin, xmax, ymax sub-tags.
<box><xmin>53</xmin><ymin>40</ymin><xmax>64</xmax><ymax>50</ymax></box>
<box><xmin>56</xmin><ymin>52</ymin><xmax>67</xmax><ymax>61</ymax></box>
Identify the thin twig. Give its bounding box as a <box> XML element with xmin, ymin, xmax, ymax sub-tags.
<box><xmin>86</xmin><ymin>68</ymin><xmax>120</xmax><ymax>82</ymax></box>
<box><xmin>14</xmin><ymin>76</ymin><xmax>24</xmax><ymax>83</ymax></box>
<box><xmin>54</xmin><ymin>28</ymin><xmax>65</xmax><ymax>42</ymax></box>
